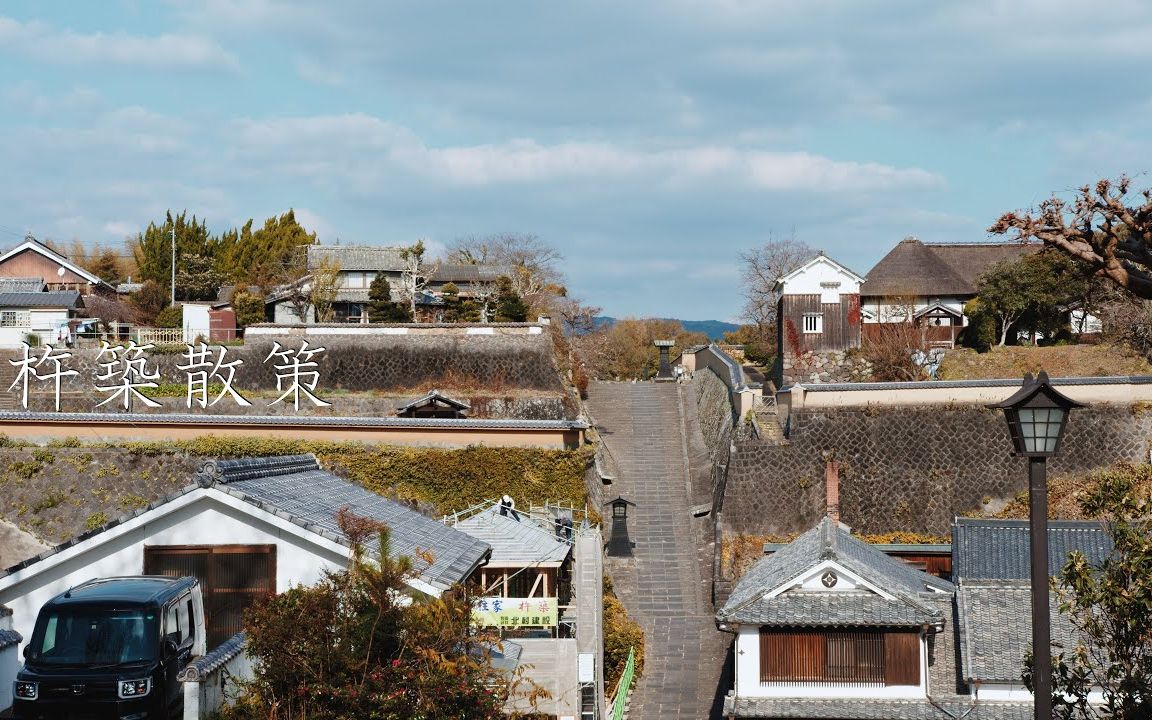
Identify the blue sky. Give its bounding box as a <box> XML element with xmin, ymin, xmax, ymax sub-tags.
<box><xmin>2</xmin><ymin>1</ymin><xmax>1151</xmax><ymax>321</ymax></box>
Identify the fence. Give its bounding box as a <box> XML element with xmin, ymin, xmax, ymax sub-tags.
<box><xmin>607</xmin><ymin>646</ymin><xmax>635</xmax><ymax>720</ymax></box>
<box><xmin>178</xmin><ymin>632</ymin><xmax>253</xmax><ymax>720</ymax></box>
<box><xmin>134</xmin><ymin>327</ymin><xmax>186</xmax><ymax>345</ymax></box>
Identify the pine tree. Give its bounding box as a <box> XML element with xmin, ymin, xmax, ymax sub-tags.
<box><xmin>132</xmin><ymin>211</ymin><xmax>219</xmax><ymax>299</ymax></box>
<box><xmin>367</xmin><ymin>274</ymin><xmax>412</xmax><ymax>323</ymax></box>
<box><xmin>494</xmin><ymin>275</ymin><xmax>529</xmax><ymax>322</ymax></box>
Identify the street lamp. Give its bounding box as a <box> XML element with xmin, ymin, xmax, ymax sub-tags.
<box><xmin>988</xmin><ymin>371</ymin><xmax>1083</xmax><ymax>720</ymax></box>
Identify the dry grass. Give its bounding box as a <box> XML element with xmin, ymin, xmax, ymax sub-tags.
<box><xmin>990</xmin><ymin>462</ymin><xmax>1152</xmax><ymax>520</ymax></box>
<box><xmin>721</xmin><ymin>530</ymin><xmax>951</xmax><ymax>581</ymax></box>
<box><xmin>939</xmin><ymin>344</ymin><xmax>1152</xmax><ymax>381</ymax></box>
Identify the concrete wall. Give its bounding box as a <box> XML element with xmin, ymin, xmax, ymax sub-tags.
<box><xmin>722</xmin><ymin>402</ymin><xmax>1152</xmax><ymax>537</ymax></box>
<box><xmin>0</xmin><ymin>489</ymin><xmax>350</xmax><ymax>654</ymax></box>
<box><xmin>508</xmin><ymin>638</ymin><xmax>579</xmax><ymax>718</ymax></box>
<box><xmin>0</xmin><ymin>607</ymin><xmax>19</xmax><ymax>713</ymax></box>
<box><xmin>693</xmin><ymin>345</ymin><xmax>760</xmax><ymax>417</ymax></box>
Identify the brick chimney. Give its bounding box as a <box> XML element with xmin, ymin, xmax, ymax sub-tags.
<box><xmin>825</xmin><ymin>459</ymin><xmax>840</xmax><ymax>523</ymax></box>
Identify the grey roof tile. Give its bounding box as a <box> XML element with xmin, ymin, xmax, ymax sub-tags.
<box><xmin>451</xmin><ymin>504</ymin><xmax>571</xmax><ymax>566</ymax></box>
<box><xmin>723</xmin><ymin>695</ymin><xmax>1032</xmax><ymax>719</ymax></box>
<box><xmin>0</xmin><ymin>290</ymin><xmax>80</xmax><ymax>308</ymax></box>
<box><xmin>719</xmin><ymin>517</ymin><xmax>953</xmax><ymax>626</ymax></box>
<box><xmin>726</xmin><ymin>590</ymin><xmax>941</xmax><ymax>627</ymax></box>
<box><xmin>953</xmin><ymin>518</ymin><xmax>1112</xmax><ymax>581</ymax></box>
<box><xmin>215</xmin><ymin>455</ymin><xmax>492</xmax><ymax>590</ymax></box>
<box><xmin>177</xmin><ymin>632</ymin><xmax>246</xmax><ymax>681</ymax></box>
<box><xmin>957</xmin><ymin>580</ymin><xmax>1080</xmax><ymax>683</ymax></box>
<box><xmin>0</xmin><ymin>628</ymin><xmax>22</xmax><ymax>650</ymax></box>
<box><xmin>0</xmin><ymin>277</ymin><xmax>44</xmax><ymax>292</ymax></box>
<box><xmin>308</xmin><ymin>245</ymin><xmax>408</xmax><ymax>272</ymax></box>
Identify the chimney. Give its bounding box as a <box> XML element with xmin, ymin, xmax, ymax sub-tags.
<box><xmin>825</xmin><ymin>459</ymin><xmax>840</xmax><ymax>523</ymax></box>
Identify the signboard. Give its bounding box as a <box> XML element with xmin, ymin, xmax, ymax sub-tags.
<box><xmin>473</xmin><ymin>597</ymin><xmax>557</xmax><ymax>628</ymax></box>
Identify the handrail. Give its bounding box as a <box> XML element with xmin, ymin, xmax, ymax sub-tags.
<box><xmin>608</xmin><ymin>646</ymin><xmax>636</xmax><ymax>720</ymax></box>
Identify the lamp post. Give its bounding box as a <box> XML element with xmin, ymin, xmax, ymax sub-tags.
<box><xmin>988</xmin><ymin>371</ymin><xmax>1083</xmax><ymax>720</ymax></box>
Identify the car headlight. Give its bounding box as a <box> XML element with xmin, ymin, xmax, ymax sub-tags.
<box><xmin>117</xmin><ymin>678</ymin><xmax>151</xmax><ymax>699</ymax></box>
<box><xmin>14</xmin><ymin>680</ymin><xmax>38</xmax><ymax>700</ymax></box>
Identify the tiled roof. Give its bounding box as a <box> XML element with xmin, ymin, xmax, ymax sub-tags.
<box><xmin>861</xmin><ymin>237</ymin><xmax>1036</xmax><ymax>298</ymax></box>
<box><xmin>451</xmin><ymin>504</ymin><xmax>571</xmax><ymax>566</ymax></box>
<box><xmin>0</xmin><ymin>290</ymin><xmax>81</xmax><ymax>308</ymax></box>
<box><xmin>724</xmin><ymin>590</ymin><xmax>940</xmax><ymax>627</ymax></box>
<box><xmin>723</xmin><ymin>695</ymin><xmax>1031</xmax><ymax>719</ymax></box>
<box><xmin>210</xmin><ymin>455</ymin><xmax>492</xmax><ymax>591</ymax></box>
<box><xmin>0</xmin><ymin>277</ymin><xmax>44</xmax><ymax>292</ymax></box>
<box><xmin>397</xmin><ymin>390</ymin><xmax>470</xmax><ymax>414</ymax></box>
<box><xmin>957</xmin><ymin>580</ymin><xmax>1080</xmax><ymax>683</ymax></box>
<box><xmin>718</xmin><ymin>517</ymin><xmax>953</xmax><ymax>626</ymax></box>
<box><xmin>431</xmin><ymin>264</ymin><xmax>509</xmax><ymax>284</ymax></box>
<box><xmin>786</xmin><ymin>375</ymin><xmax>1152</xmax><ymax>392</ymax></box>
<box><xmin>952</xmin><ymin>518</ymin><xmax>1112</xmax><ymax>581</ymax></box>
<box><xmin>0</xmin><ymin>627</ymin><xmax>22</xmax><ymax>650</ymax></box>
<box><xmin>116</xmin><ymin>282</ymin><xmax>144</xmax><ymax>294</ymax></box>
<box><xmin>308</xmin><ymin>245</ymin><xmax>408</xmax><ymax>272</ymax></box>
<box><xmin>0</xmin><ymin>410</ymin><xmax>587</xmax><ymax>431</ymax></box>
<box><xmin>177</xmin><ymin>632</ymin><xmax>246</xmax><ymax>681</ymax></box>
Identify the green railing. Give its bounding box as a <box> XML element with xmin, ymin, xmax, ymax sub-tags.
<box><xmin>608</xmin><ymin>647</ymin><xmax>635</xmax><ymax>720</ymax></box>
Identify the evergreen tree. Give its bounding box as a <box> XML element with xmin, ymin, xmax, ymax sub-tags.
<box><xmin>218</xmin><ymin>210</ymin><xmax>317</xmax><ymax>286</ymax></box>
<box><xmin>441</xmin><ymin>282</ymin><xmax>463</xmax><ymax>323</ymax></box>
<box><xmin>494</xmin><ymin>275</ymin><xmax>529</xmax><ymax>322</ymax></box>
<box><xmin>89</xmin><ymin>249</ymin><xmax>124</xmax><ymax>285</ymax></box>
<box><xmin>367</xmin><ymin>274</ymin><xmax>412</xmax><ymax>323</ymax></box>
<box><xmin>232</xmin><ymin>291</ymin><xmax>267</xmax><ymax>328</ymax></box>
<box><xmin>132</xmin><ymin>211</ymin><xmax>218</xmax><ymax>298</ymax></box>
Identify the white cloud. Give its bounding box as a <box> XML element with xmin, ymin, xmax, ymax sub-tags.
<box><xmin>0</xmin><ymin>16</ymin><xmax>237</xmax><ymax>71</ymax></box>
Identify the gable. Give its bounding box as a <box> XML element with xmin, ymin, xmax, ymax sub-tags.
<box><xmin>777</xmin><ymin>256</ymin><xmax>864</xmax><ymax>300</ymax></box>
<box><xmin>0</xmin><ymin>242</ymin><xmax>105</xmax><ymax>287</ymax></box>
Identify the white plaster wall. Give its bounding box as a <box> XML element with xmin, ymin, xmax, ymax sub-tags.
<box><xmin>780</xmin><ymin>260</ymin><xmax>861</xmax><ymax>300</ymax></box>
<box><xmin>733</xmin><ymin>626</ymin><xmax>926</xmax><ymax>699</ymax></box>
<box><xmin>0</xmin><ymin>491</ymin><xmax>349</xmax><ymax>654</ymax></box>
<box><xmin>182</xmin><ymin>647</ymin><xmax>254</xmax><ymax>720</ymax></box>
<box><xmin>0</xmin><ymin>644</ymin><xmax>18</xmax><ymax>711</ymax></box>
<box><xmin>0</xmin><ymin>328</ymin><xmax>25</xmax><ymax>348</ymax></box>
<box><xmin>864</xmin><ymin>298</ymin><xmax>966</xmax><ymax>324</ymax></box>
<box><xmin>272</xmin><ymin>301</ymin><xmax>311</xmax><ymax>324</ymax></box>
<box><xmin>182</xmin><ymin>305</ymin><xmax>212</xmax><ymax>343</ymax></box>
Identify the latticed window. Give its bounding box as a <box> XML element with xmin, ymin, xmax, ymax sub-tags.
<box><xmin>759</xmin><ymin>628</ymin><xmax>920</xmax><ymax>686</ymax></box>
<box><xmin>802</xmin><ymin>313</ymin><xmax>823</xmax><ymax>334</ymax></box>
<box><xmin>0</xmin><ymin>310</ymin><xmax>30</xmax><ymax>328</ymax></box>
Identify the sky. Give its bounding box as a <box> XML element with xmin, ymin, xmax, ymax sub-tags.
<box><xmin>2</xmin><ymin>1</ymin><xmax>1151</xmax><ymax>321</ymax></box>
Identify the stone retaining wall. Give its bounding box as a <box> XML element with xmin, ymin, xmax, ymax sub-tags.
<box><xmin>721</xmin><ymin>403</ymin><xmax>1151</xmax><ymax>536</ymax></box>
<box><xmin>782</xmin><ymin>350</ymin><xmax>874</xmax><ymax>386</ymax></box>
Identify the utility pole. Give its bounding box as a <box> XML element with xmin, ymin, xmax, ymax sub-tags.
<box><xmin>170</xmin><ymin>225</ymin><xmax>176</xmax><ymax>306</ymax></box>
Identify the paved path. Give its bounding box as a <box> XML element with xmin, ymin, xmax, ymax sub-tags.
<box><xmin>588</xmin><ymin>381</ymin><xmax>729</xmax><ymax>720</ymax></box>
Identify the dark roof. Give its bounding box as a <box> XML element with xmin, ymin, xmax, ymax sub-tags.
<box><xmin>0</xmin><ymin>290</ymin><xmax>81</xmax><ymax>308</ymax></box>
<box><xmin>308</xmin><ymin>245</ymin><xmax>407</xmax><ymax>272</ymax></box>
<box><xmin>209</xmin><ymin>455</ymin><xmax>492</xmax><ymax>591</ymax></box>
<box><xmin>0</xmin><ymin>277</ymin><xmax>44</xmax><ymax>292</ymax></box>
<box><xmin>0</xmin><ymin>628</ymin><xmax>21</xmax><ymax>650</ymax></box>
<box><xmin>952</xmin><ymin>517</ymin><xmax>1112</xmax><ymax>581</ymax></box>
<box><xmin>957</xmin><ymin>580</ymin><xmax>1080</xmax><ymax>683</ymax></box>
<box><xmin>396</xmin><ymin>390</ymin><xmax>470</xmax><ymax>414</ymax></box>
<box><xmin>178</xmin><ymin>632</ymin><xmax>246</xmax><ymax>681</ymax></box>
<box><xmin>52</xmin><ymin>576</ymin><xmax>197</xmax><ymax>606</ymax></box>
<box><xmin>722</xmin><ymin>696</ymin><xmax>1031</xmax><ymax>719</ymax></box>
<box><xmin>430</xmin><ymin>264</ymin><xmax>508</xmax><ymax>284</ymax></box>
<box><xmin>718</xmin><ymin>517</ymin><xmax>953</xmax><ymax>626</ymax></box>
<box><xmin>861</xmin><ymin>237</ymin><xmax>1036</xmax><ymax>298</ymax></box>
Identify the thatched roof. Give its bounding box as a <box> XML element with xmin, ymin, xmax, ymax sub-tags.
<box><xmin>861</xmin><ymin>237</ymin><xmax>1036</xmax><ymax>298</ymax></box>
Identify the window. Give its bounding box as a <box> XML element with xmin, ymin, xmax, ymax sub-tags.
<box><xmin>802</xmin><ymin>313</ymin><xmax>823</xmax><ymax>334</ymax></box>
<box><xmin>0</xmin><ymin>310</ymin><xmax>30</xmax><ymax>328</ymax></box>
<box><xmin>759</xmin><ymin>629</ymin><xmax>920</xmax><ymax>686</ymax></box>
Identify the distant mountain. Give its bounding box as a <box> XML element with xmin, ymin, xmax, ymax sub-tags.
<box><xmin>592</xmin><ymin>317</ymin><xmax>740</xmax><ymax>341</ymax></box>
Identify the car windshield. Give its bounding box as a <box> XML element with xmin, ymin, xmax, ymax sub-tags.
<box><xmin>27</xmin><ymin>607</ymin><xmax>158</xmax><ymax>666</ymax></box>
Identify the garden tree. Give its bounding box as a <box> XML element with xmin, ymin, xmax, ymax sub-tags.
<box><xmin>1023</xmin><ymin>462</ymin><xmax>1152</xmax><ymax>719</ymax></box>
<box><xmin>574</xmin><ymin>318</ymin><xmax>709</xmax><ymax>380</ymax></box>
<box><xmin>493</xmin><ymin>275</ymin><xmax>529</xmax><ymax>322</ymax></box>
<box><xmin>309</xmin><ymin>256</ymin><xmax>342</xmax><ymax>322</ymax></box>
<box><xmin>446</xmin><ymin>233</ymin><xmax>566</xmax><ymax>311</ymax></box>
<box><xmin>399</xmin><ymin>241</ymin><xmax>435</xmax><ymax>320</ymax></box>
<box><xmin>553</xmin><ymin>295</ymin><xmax>602</xmax><ymax>336</ymax></box>
<box><xmin>227</xmin><ymin>509</ymin><xmax>546</xmax><ymax>720</ymax></box>
<box><xmin>174</xmin><ymin>254</ymin><xmax>226</xmax><ymax>302</ymax></box>
<box><xmin>231</xmin><ymin>291</ymin><xmax>266</xmax><ymax>328</ymax></box>
<box><xmin>970</xmin><ymin>251</ymin><xmax>1082</xmax><ymax>346</ymax></box>
<box><xmin>471</xmin><ymin>280</ymin><xmax>498</xmax><ymax>323</ymax></box>
<box><xmin>367</xmin><ymin>274</ymin><xmax>413</xmax><ymax>323</ymax></box>
<box><xmin>721</xmin><ymin>324</ymin><xmax>774</xmax><ymax>366</ymax></box>
<box><xmin>991</xmin><ymin>176</ymin><xmax>1152</xmax><ymax>299</ymax></box>
<box><xmin>154</xmin><ymin>304</ymin><xmax>183</xmax><ymax>329</ymax></box>
<box><xmin>218</xmin><ymin>210</ymin><xmax>318</xmax><ymax>286</ymax></box>
<box><xmin>128</xmin><ymin>280</ymin><xmax>168</xmax><ymax>325</ymax></box>
<box><xmin>88</xmin><ymin>249</ymin><xmax>124</xmax><ymax>285</ymax></box>
<box><xmin>440</xmin><ymin>282</ymin><xmax>464</xmax><ymax>322</ymax></box>
<box><xmin>738</xmin><ymin>238</ymin><xmax>815</xmax><ymax>357</ymax></box>
<box><xmin>131</xmin><ymin>211</ymin><xmax>218</xmax><ymax>295</ymax></box>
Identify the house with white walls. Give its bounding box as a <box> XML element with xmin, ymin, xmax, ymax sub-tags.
<box><xmin>774</xmin><ymin>253</ymin><xmax>866</xmax><ymax>360</ymax></box>
<box><xmin>0</xmin><ymin>455</ymin><xmax>491</xmax><ymax>663</ymax></box>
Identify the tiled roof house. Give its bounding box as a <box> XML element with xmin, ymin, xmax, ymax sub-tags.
<box><xmin>716</xmin><ymin>516</ymin><xmax>1109</xmax><ymax>719</ymax></box>
<box><xmin>0</xmin><ymin>455</ymin><xmax>491</xmax><ymax>652</ymax></box>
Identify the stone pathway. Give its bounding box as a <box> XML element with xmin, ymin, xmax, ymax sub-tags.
<box><xmin>588</xmin><ymin>381</ymin><xmax>729</xmax><ymax>720</ymax></box>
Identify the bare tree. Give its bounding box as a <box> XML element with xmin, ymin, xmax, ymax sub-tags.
<box><xmin>553</xmin><ymin>295</ymin><xmax>602</xmax><ymax>335</ymax></box>
<box><xmin>309</xmin><ymin>257</ymin><xmax>342</xmax><ymax>322</ymax></box>
<box><xmin>739</xmin><ymin>237</ymin><xmax>816</xmax><ymax>333</ymax></box>
<box><xmin>399</xmin><ymin>240</ymin><xmax>438</xmax><ymax>321</ymax></box>
<box><xmin>990</xmin><ymin>176</ymin><xmax>1152</xmax><ymax>298</ymax></box>
<box><xmin>446</xmin><ymin>233</ymin><xmax>565</xmax><ymax>309</ymax></box>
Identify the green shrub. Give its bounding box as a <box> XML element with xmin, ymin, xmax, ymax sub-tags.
<box><xmin>8</xmin><ymin>459</ymin><xmax>43</xmax><ymax>480</ymax></box>
<box><xmin>603</xmin><ymin>574</ymin><xmax>644</xmax><ymax>694</ymax></box>
<box><xmin>154</xmin><ymin>305</ymin><xmax>183</xmax><ymax>328</ymax></box>
<box><xmin>47</xmin><ymin>436</ymin><xmax>83</xmax><ymax>448</ymax></box>
<box><xmin>31</xmin><ymin>449</ymin><xmax>55</xmax><ymax>465</ymax></box>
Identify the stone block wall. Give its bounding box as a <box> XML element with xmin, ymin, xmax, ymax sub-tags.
<box><xmin>721</xmin><ymin>403</ymin><xmax>1152</xmax><ymax>536</ymax></box>
<box><xmin>781</xmin><ymin>350</ymin><xmax>874</xmax><ymax>386</ymax></box>
<box><xmin>695</xmin><ymin>368</ymin><xmax>734</xmax><ymax>458</ymax></box>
